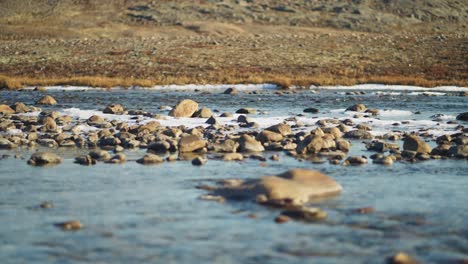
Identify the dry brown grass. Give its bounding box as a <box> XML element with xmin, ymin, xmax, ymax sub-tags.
<box><xmin>1</xmin><ymin>73</ymin><xmax>466</xmax><ymax>90</ymax></box>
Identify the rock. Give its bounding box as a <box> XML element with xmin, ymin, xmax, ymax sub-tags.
<box><xmin>323</xmin><ymin>127</ymin><xmax>343</xmax><ymax>139</ymax></box>
<box><xmin>39</xmin><ymin>201</ymin><xmax>54</xmax><ymax>209</ymax></box>
<box><xmin>36</xmin><ymin>95</ymin><xmax>57</xmax><ymax>105</ymax></box>
<box><xmin>169</xmin><ymin>99</ymin><xmax>199</xmax><ymax>117</ymax></box>
<box><xmin>74</xmin><ymin>155</ymin><xmax>97</xmax><ymax>166</ymax></box>
<box><xmin>88</xmin><ymin>150</ymin><xmax>112</xmax><ymax>161</ymax></box>
<box><xmin>456</xmin><ymin>112</ymin><xmax>468</xmax><ymax>121</ymax></box>
<box><xmin>37</xmin><ymin>138</ymin><xmax>58</xmax><ymax>148</ymax></box>
<box><xmin>210</xmin><ymin>139</ymin><xmax>239</xmax><ymax>153</ymax></box>
<box><xmin>250</xmin><ymin>154</ymin><xmax>266</xmax><ymax>161</ymax></box>
<box><xmin>105</xmin><ymin>153</ymin><xmax>126</xmax><ymax>164</ymax></box>
<box><xmin>179</xmin><ymin>135</ymin><xmax>206</xmax><ymax>153</ymax></box>
<box><xmin>212</xmin><ymin>169</ymin><xmax>342</xmax><ymax>206</ymax></box>
<box><xmin>148</xmin><ymin>141</ymin><xmax>171</xmax><ymax>153</ymax></box>
<box><xmin>137</xmin><ymin>154</ymin><xmax>164</xmax><ymax>164</ymax></box>
<box><xmin>237</xmin><ymin>115</ymin><xmax>252</xmax><ymax>123</ymax></box>
<box><xmin>220</xmin><ymin>112</ymin><xmax>233</xmax><ymax>117</ymax></box>
<box><xmin>238</xmin><ymin>134</ymin><xmax>265</xmax><ymax>152</ymax></box>
<box><xmin>344</xmin><ymin>129</ymin><xmax>373</xmax><ymax>140</ymax></box>
<box><xmin>0</xmin><ymin>138</ymin><xmax>17</xmax><ymax>149</ymax></box>
<box><xmin>403</xmin><ymin>135</ymin><xmax>432</xmax><ymax>154</ymax></box>
<box><xmin>236</xmin><ymin>108</ymin><xmax>256</xmax><ymax>114</ymax></box>
<box><xmin>373</xmin><ymin>156</ymin><xmax>394</xmax><ymax>165</ymax></box>
<box><xmin>296</xmin><ymin>135</ymin><xmax>323</xmax><ymax>154</ymax></box>
<box><xmin>401</xmin><ymin>150</ymin><xmax>417</xmax><ymax>159</ymax></box>
<box><xmin>103</xmin><ymin>104</ymin><xmax>125</xmax><ymax>114</ymax></box>
<box><xmin>257</xmin><ymin>130</ymin><xmax>283</xmax><ymax>143</ymax></box>
<box><xmin>11</xmin><ymin>102</ymin><xmax>33</xmax><ymax>113</ymax></box>
<box><xmin>54</xmin><ymin>220</ymin><xmax>83</xmax><ymax>231</ymax></box>
<box><xmin>274</xmin><ymin>215</ymin><xmax>290</xmax><ymax>224</ymax></box>
<box><xmin>42</xmin><ymin>117</ymin><xmax>57</xmax><ymax>132</ymax></box>
<box><xmin>280</xmin><ymin>207</ymin><xmax>327</xmax><ymax>222</ymax></box>
<box><xmin>430</xmin><ymin>144</ymin><xmax>451</xmax><ymax>156</ymax></box>
<box><xmin>365</xmin><ymin>108</ymin><xmax>380</xmax><ymax>115</ymax></box>
<box><xmin>205</xmin><ymin>116</ymin><xmax>219</xmax><ymax>125</ymax></box>
<box><xmin>87</xmin><ymin>115</ymin><xmax>106</xmax><ymax>125</ymax></box>
<box><xmin>366</xmin><ymin>141</ymin><xmax>399</xmax><ymax>152</ymax></box>
<box><xmin>0</xmin><ymin>104</ymin><xmax>15</xmax><ymax>114</ymax></box>
<box><xmin>346</xmin><ymin>103</ymin><xmax>366</xmax><ymax>112</ymax></box>
<box><xmin>192</xmin><ymin>107</ymin><xmax>212</xmax><ymax>118</ymax></box>
<box><xmin>192</xmin><ymin>156</ymin><xmax>207</xmax><ymax>166</ymax></box>
<box><xmin>270</xmin><ymin>154</ymin><xmax>280</xmax><ymax>161</ymax></box>
<box><xmin>266</xmin><ymin>123</ymin><xmax>292</xmax><ymax>136</ymax></box>
<box><xmin>27</xmin><ymin>152</ymin><xmax>62</xmax><ymax>166</ymax></box>
<box><xmin>303</xmin><ymin>107</ymin><xmax>319</xmax><ymax>113</ymax></box>
<box><xmin>448</xmin><ymin>145</ymin><xmax>468</xmax><ymax>158</ymax></box>
<box><xmin>343</xmin><ymin>156</ymin><xmax>368</xmax><ymax>165</ymax></box>
<box><xmin>336</xmin><ymin>139</ymin><xmax>351</xmax><ymax>152</ymax></box>
<box><xmin>386</xmin><ymin>252</ymin><xmax>420</xmax><ymax>264</ymax></box>
<box><xmin>223</xmin><ymin>153</ymin><xmax>244</xmax><ymax>161</ymax></box>
<box><xmin>223</xmin><ymin>87</ymin><xmax>238</xmax><ymax>94</ymax></box>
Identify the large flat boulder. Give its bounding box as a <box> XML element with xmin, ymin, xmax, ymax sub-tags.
<box><xmin>212</xmin><ymin>169</ymin><xmax>342</xmax><ymax>206</ymax></box>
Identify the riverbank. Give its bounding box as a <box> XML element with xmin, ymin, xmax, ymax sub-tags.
<box><xmin>1</xmin><ymin>26</ymin><xmax>467</xmax><ymax>89</ymax></box>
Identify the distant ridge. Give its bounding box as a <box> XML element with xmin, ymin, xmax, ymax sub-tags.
<box><xmin>0</xmin><ymin>0</ymin><xmax>466</xmax><ymax>32</ymax></box>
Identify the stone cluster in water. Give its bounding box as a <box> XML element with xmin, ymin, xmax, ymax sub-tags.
<box><xmin>1</xmin><ymin>91</ymin><xmax>466</xmax><ymax>262</ymax></box>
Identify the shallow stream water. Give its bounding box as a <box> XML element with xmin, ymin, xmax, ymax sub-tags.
<box><xmin>0</xmin><ymin>85</ymin><xmax>467</xmax><ymax>263</ymax></box>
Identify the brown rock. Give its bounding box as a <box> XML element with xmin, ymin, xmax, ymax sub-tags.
<box><xmin>0</xmin><ymin>104</ymin><xmax>15</xmax><ymax>114</ymax></box>
<box><xmin>346</xmin><ymin>103</ymin><xmax>366</xmax><ymax>112</ymax></box>
<box><xmin>179</xmin><ymin>135</ymin><xmax>206</xmax><ymax>153</ymax></box>
<box><xmin>296</xmin><ymin>135</ymin><xmax>323</xmax><ymax>154</ymax></box>
<box><xmin>238</xmin><ymin>134</ymin><xmax>265</xmax><ymax>152</ymax></box>
<box><xmin>403</xmin><ymin>135</ymin><xmax>432</xmax><ymax>154</ymax></box>
<box><xmin>36</xmin><ymin>95</ymin><xmax>57</xmax><ymax>105</ymax></box>
<box><xmin>169</xmin><ymin>99</ymin><xmax>199</xmax><ymax>117</ymax></box>
<box><xmin>387</xmin><ymin>252</ymin><xmax>420</xmax><ymax>264</ymax></box>
<box><xmin>54</xmin><ymin>220</ymin><xmax>83</xmax><ymax>231</ymax></box>
<box><xmin>103</xmin><ymin>104</ymin><xmax>125</xmax><ymax>114</ymax></box>
<box><xmin>266</xmin><ymin>123</ymin><xmax>292</xmax><ymax>136</ymax></box>
<box><xmin>137</xmin><ymin>153</ymin><xmax>164</xmax><ymax>164</ymax></box>
<box><xmin>223</xmin><ymin>153</ymin><xmax>244</xmax><ymax>161</ymax></box>
<box><xmin>192</xmin><ymin>107</ymin><xmax>212</xmax><ymax>118</ymax></box>
<box><xmin>27</xmin><ymin>152</ymin><xmax>62</xmax><ymax>166</ymax></box>
<box><xmin>257</xmin><ymin>130</ymin><xmax>283</xmax><ymax>143</ymax></box>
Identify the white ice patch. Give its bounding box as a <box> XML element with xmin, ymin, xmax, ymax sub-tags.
<box><xmin>379</xmin><ymin>110</ymin><xmax>413</xmax><ymax>117</ymax></box>
<box><xmin>318</xmin><ymin>84</ymin><xmax>467</xmax><ymax>92</ymax></box>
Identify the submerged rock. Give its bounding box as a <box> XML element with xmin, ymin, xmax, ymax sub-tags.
<box><xmin>74</xmin><ymin>155</ymin><xmax>97</xmax><ymax>166</ymax></box>
<box><xmin>28</xmin><ymin>152</ymin><xmax>62</xmax><ymax>166</ymax></box>
<box><xmin>137</xmin><ymin>154</ymin><xmax>164</xmax><ymax>164</ymax></box>
<box><xmin>169</xmin><ymin>99</ymin><xmax>199</xmax><ymax>117</ymax></box>
<box><xmin>192</xmin><ymin>156</ymin><xmax>207</xmax><ymax>166</ymax></box>
<box><xmin>279</xmin><ymin>207</ymin><xmax>328</xmax><ymax>222</ymax></box>
<box><xmin>54</xmin><ymin>220</ymin><xmax>83</xmax><ymax>231</ymax></box>
<box><xmin>386</xmin><ymin>252</ymin><xmax>420</xmax><ymax>264</ymax></box>
<box><xmin>210</xmin><ymin>169</ymin><xmax>342</xmax><ymax>206</ymax></box>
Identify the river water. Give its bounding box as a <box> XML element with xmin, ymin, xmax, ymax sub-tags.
<box><xmin>0</xmin><ymin>85</ymin><xmax>467</xmax><ymax>263</ymax></box>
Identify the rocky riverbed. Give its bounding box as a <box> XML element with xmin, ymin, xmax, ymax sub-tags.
<box><xmin>0</xmin><ymin>84</ymin><xmax>467</xmax><ymax>263</ymax></box>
